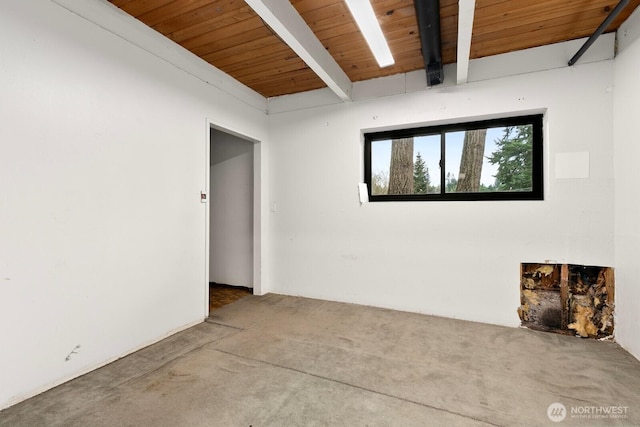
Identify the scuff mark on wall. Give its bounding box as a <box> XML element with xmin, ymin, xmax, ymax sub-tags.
<box><xmin>65</xmin><ymin>345</ymin><xmax>81</xmax><ymax>361</ymax></box>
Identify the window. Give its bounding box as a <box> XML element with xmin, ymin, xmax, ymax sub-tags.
<box><xmin>364</xmin><ymin>114</ymin><xmax>543</xmax><ymax>201</ymax></box>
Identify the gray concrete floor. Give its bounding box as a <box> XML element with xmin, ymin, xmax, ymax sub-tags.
<box><xmin>2</xmin><ymin>294</ymin><xmax>640</xmax><ymax>426</ymax></box>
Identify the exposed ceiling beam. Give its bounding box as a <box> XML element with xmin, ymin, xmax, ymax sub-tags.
<box><xmin>244</xmin><ymin>0</ymin><xmax>352</xmax><ymax>101</ymax></box>
<box><xmin>456</xmin><ymin>0</ymin><xmax>476</xmax><ymax>85</ymax></box>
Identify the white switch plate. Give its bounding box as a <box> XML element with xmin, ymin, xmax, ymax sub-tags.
<box><xmin>358</xmin><ymin>183</ymin><xmax>369</xmax><ymax>203</ymax></box>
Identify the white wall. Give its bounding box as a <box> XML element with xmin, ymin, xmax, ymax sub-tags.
<box><xmin>614</xmin><ymin>8</ymin><xmax>640</xmax><ymax>361</ymax></box>
<box><xmin>210</xmin><ymin>130</ymin><xmax>254</xmax><ymax>287</ymax></box>
<box><xmin>0</xmin><ymin>0</ymin><xmax>268</xmax><ymax>409</ymax></box>
<box><xmin>1</xmin><ymin>0</ymin><xmax>635</xmax><ymax>411</ymax></box>
<box><xmin>267</xmin><ymin>60</ymin><xmax>615</xmax><ymax>328</ymax></box>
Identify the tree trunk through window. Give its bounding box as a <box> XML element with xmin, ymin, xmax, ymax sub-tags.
<box><xmin>388</xmin><ymin>138</ymin><xmax>414</xmax><ymax>194</ymax></box>
<box><xmin>456</xmin><ymin>129</ymin><xmax>487</xmax><ymax>192</ymax></box>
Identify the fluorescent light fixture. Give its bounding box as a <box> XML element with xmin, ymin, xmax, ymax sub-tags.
<box><xmin>344</xmin><ymin>0</ymin><xmax>395</xmax><ymax>68</ymax></box>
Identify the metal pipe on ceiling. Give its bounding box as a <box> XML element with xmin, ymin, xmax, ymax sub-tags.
<box><xmin>568</xmin><ymin>0</ymin><xmax>630</xmax><ymax>66</ymax></box>
<box><xmin>414</xmin><ymin>0</ymin><xmax>443</xmax><ymax>86</ymax></box>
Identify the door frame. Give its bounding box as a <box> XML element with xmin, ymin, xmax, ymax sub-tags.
<box><xmin>204</xmin><ymin>119</ymin><xmax>262</xmax><ymax>317</ymax></box>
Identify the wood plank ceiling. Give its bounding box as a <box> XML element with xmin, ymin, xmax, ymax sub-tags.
<box><xmin>108</xmin><ymin>0</ymin><xmax>640</xmax><ymax>98</ymax></box>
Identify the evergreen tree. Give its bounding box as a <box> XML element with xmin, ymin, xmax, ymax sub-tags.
<box><xmin>413</xmin><ymin>152</ymin><xmax>429</xmax><ymax>194</ymax></box>
<box><xmin>445</xmin><ymin>172</ymin><xmax>458</xmax><ymax>193</ymax></box>
<box><xmin>487</xmin><ymin>125</ymin><xmax>533</xmax><ymax>191</ymax></box>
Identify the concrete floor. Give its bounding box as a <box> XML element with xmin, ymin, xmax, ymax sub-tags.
<box><xmin>2</xmin><ymin>294</ymin><xmax>640</xmax><ymax>426</ymax></box>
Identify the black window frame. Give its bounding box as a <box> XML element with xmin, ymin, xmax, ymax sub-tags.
<box><xmin>364</xmin><ymin>114</ymin><xmax>544</xmax><ymax>202</ymax></box>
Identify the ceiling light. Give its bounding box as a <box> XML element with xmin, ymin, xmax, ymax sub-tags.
<box><xmin>344</xmin><ymin>0</ymin><xmax>395</xmax><ymax>68</ymax></box>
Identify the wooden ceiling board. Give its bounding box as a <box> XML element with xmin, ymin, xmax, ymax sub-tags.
<box><xmin>203</xmin><ymin>36</ymin><xmax>289</xmax><ymax>67</ymax></box>
<box><xmin>242</xmin><ymin>66</ymin><xmax>318</xmax><ymax>86</ymax></box>
<box><xmin>136</xmin><ymin>0</ymin><xmax>213</xmax><ymax>28</ymax></box>
<box><xmin>224</xmin><ymin>49</ymin><xmax>306</xmax><ymax>78</ymax></box>
<box><xmin>440</xmin><ymin>13</ymin><xmax>459</xmax><ymax>64</ymax></box>
<box><xmin>107</xmin><ymin>0</ymin><xmax>639</xmax><ymax>98</ymax></box>
<box><xmin>312</xmin><ymin>22</ymin><xmax>356</xmax><ymax>40</ymax></box>
<box><xmin>180</xmin><ymin>15</ymin><xmax>266</xmax><ymax>52</ymax></box>
<box><xmin>157</xmin><ymin>3</ymin><xmax>253</xmax><ymax>42</ymax></box>
<box><xmin>474</xmin><ymin>1</ymin><xmax>627</xmax><ymax>34</ymax></box>
<box><xmin>247</xmin><ymin>69</ymin><xmax>326</xmax><ymax>97</ymax></box>
<box><xmin>474</xmin><ymin>11</ymin><xmax>619</xmax><ymax>45</ymax></box>
<box><xmin>471</xmin><ymin>0</ymin><xmax>640</xmax><ymax>59</ymax></box>
<box><xmin>294</xmin><ymin>2</ymin><xmax>347</xmax><ymax>24</ymax></box>
<box><xmin>198</xmin><ymin>24</ymin><xmax>276</xmax><ymax>52</ymax></box>
<box><xmin>213</xmin><ymin>46</ymin><xmax>320</xmax><ymax>93</ymax></box>
<box><xmin>290</xmin><ymin>0</ymin><xmax>338</xmax><ymax>13</ymax></box>
<box><xmin>110</xmin><ymin>0</ymin><xmax>135</xmax><ymax>6</ymax></box>
<box><xmin>113</xmin><ymin>0</ymin><xmax>175</xmax><ymax>16</ymax></box>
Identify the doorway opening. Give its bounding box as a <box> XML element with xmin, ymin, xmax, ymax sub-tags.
<box><xmin>209</xmin><ymin>283</ymin><xmax>252</xmax><ymax>312</ymax></box>
<box><xmin>207</xmin><ymin>125</ymin><xmax>258</xmax><ymax>314</ymax></box>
